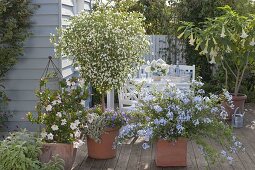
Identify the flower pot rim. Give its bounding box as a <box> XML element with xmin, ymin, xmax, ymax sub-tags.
<box><xmin>104</xmin><ymin>127</ymin><xmax>119</xmax><ymax>132</ymax></box>
<box><xmin>230</xmin><ymin>93</ymin><xmax>247</xmax><ymax>97</ymax></box>
<box><xmin>42</xmin><ymin>143</ymin><xmax>74</xmax><ymax>146</ymax></box>
<box><xmin>230</xmin><ymin>93</ymin><xmax>247</xmax><ymax>100</ymax></box>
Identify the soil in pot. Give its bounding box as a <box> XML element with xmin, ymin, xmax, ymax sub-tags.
<box><xmin>87</xmin><ymin>128</ymin><xmax>119</xmax><ymax>159</ymax></box>
<box><xmin>39</xmin><ymin>143</ymin><xmax>77</xmax><ymax>170</ymax></box>
<box><xmin>156</xmin><ymin>138</ymin><xmax>188</xmax><ymax>167</ymax></box>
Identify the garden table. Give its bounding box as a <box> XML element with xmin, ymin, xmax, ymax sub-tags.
<box><xmin>107</xmin><ymin>75</ymin><xmax>191</xmax><ymax>110</ymax></box>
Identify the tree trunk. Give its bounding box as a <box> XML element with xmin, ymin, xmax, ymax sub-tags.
<box><xmin>101</xmin><ymin>93</ymin><xmax>105</xmax><ymax>112</ymax></box>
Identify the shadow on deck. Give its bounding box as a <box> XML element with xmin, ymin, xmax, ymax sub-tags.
<box><xmin>73</xmin><ymin>103</ymin><xmax>255</xmax><ymax>170</ymax></box>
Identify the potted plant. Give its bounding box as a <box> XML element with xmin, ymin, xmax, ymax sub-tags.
<box><xmin>145</xmin><ymin>59</ymin><xmax>170</xmax><ymax>81</ymax></box>
<box><xmin>27</xmin><ymin>77</ymin><xmax>88</xmax><ymax>170</ymax></box>
<box><xmin>51</xmin><ymin>4</ymin><xmax>149</xmax><ymax>112</ymax></box>
<box><xmin>178</xmin><ymin>6</ymin><xmax>255</xmax><ymax>115</ymax></box>
<box><xmin>118</xmin><ymin>79</ymin><xmax>244</xmax><ymax>167</ymax></box>
<box><xmin>79</xmin><ymin>106</ymin><xmax>128</xmax><ymax>159</ymax></box>
<box><xmin>0</xmin><ymin>129</ymin><xmax>64</xmax><ymax>170</ymax></box>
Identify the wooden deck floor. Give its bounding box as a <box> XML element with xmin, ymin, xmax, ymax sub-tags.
<box><xmin>73</xmin><ymin>104</ymin><xmax>255</xmax><ymax>170</ymax></box>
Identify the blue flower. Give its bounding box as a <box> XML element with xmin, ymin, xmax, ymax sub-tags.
<box><xmin>193</xmin><ymin>119</ymin><xmax>199</xmax><ymax>126</ymax></box>
<box><xmin>142</xmin><ymin>142</ymin><xmax>150</xmax><ymax>149</ymax></box>
<box><xmin>166</xmin><ymin>111</ymin><xmax>174</xmax><ymax>120</ymax></box>
<box><xmin>153</xmin><ymin>105</ymin><xmax>163</xmax><ymax>113</ymax></box>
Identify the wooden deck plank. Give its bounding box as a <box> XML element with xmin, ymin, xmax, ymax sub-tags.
<box><xmin>114</xmin><ymin>144</ymin><xmax>133</xmax><ymax>170</ymax></box>
<box><xmin>150</xmin><ymin>143</ymin><xmax>162</xmax><ymax>170</ymax></box>
<box><xmin>191</xmin><ymin>141</ymin><xmax>208</xmax><ymax>169</ymax></box>
<box><xmin>139</xmin><ymin>142</ymin><xmax>153</xmax><ymax>170</ymax></box>
<box><xmin>126</xmin><ymin>138</ymin><xmax>143</xmax><ymax>170</ymax></box>
<box><xmin>104</xmin><ymin>145</ymin><xmax>123</xmax><ymax>170</ymax></box>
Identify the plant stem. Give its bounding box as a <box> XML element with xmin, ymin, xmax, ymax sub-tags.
<box><xmin>234</xmin><ymin>70</ymin><xmax>240</xmax><ymax>96</ymax></box>
<box><xmin>101</xmin><ymin>93</ymin><xmax>105</xmax><ymax>112</ymax></box>
<box><xmin>235</xmin><ymin>54</ymin><xmax>249</xmax><ymax>96</ymax></box>
<box><xmin>221</xmin><ymin>60</ymin><xmax>228</xmax><ymax>89</ymax></box>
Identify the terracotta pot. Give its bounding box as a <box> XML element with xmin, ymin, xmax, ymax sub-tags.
<box><xmin>156</xmin><ymin>138</ymin><xmax>187</xmax><ymax>167</ymax></box>
<box><xmin>87</xmin><ymin>128</ymin><xmax>119</xmax><ymax>159</ymax></box>
<box><xmin>153</xmin><ymin>76</ymin><xmax>162</xmax><ymax>81</ymax></box>
<box><xmin>39</xmin><ymin>143</ymin><xmax>77</xmax><ymax>170</ymax></box>
<box><xmin>223</xmin><ymin>94</ymin><xmax>247</xmax><ymax>120</ymax></box>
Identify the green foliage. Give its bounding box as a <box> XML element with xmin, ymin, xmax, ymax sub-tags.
<box><xmin>178</xmin><ymin>6</ymin><xmax>255</xmax><ymax>95</ymax></box>
<box><xmin>0</xmin><ymin>0</ymin><xmax>33</xmax><ymax>78</ymax></box>
<box><xmin>0</xmin><ymin>129</ymin><xmax>64</xmax><ymax>170</ymax></box>
<box><xmin>27</xmin><ymin>77</ymin><xmax>88</xmax><ymax>143</ymax></box>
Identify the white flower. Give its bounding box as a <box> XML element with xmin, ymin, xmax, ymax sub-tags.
<box><xmin>226</xmin><ymin>45</ymin><xmax>232</xmax><ymax>53</ymax></box>
<box><xmin>209</xmin><ymin>56</ymin><xmax>216</xmax><ymax>64</ymax></box>
<box><xmin>74</xmin><ymin>120</ymin><xmax>80</xmax><ymax>125</ymax></box>
<box><xmin>45</xmin><ymin>105</ymin><xmax>52</xmax><ymax>112</ymax></box>
<box><xmin>61</xmin><ymin>119</ymin><xmax>67</xmax><ymax>125</ymax></box>
<box><xmin>87</xmin><ymin>114</ymin><xmax>95</xmax><ymax>123</ymax></box>
<box><xmin>144</xmin><ymin>66</ymin><xmax>151</xmax><ymax>73</ymax></box>
<box><xmin>70</xmin><ymin>122</ymin><xmax>77</xmax><ymax>130</ymax></box>
<box><xmin>66</xmin><ymin>79</ymin><xmax>72</xmax><ymax>86</ymax></box>
<box><xmin>220</xmin><ymin>25</ymin><xmax>226</xmax><ymax>38</ymax></box>
<box><xmin>47</xmin><ymin>133</ymin><xmax>54</xmax><ymax>140</ymax></box>
<box><xmin>52</xmin><ymin>100</ymin><xmax>57</xmax><ymax>105</ymax></box>
<box><xmin>250</xmin><ymin>38</ymin><xmax>255</xmax><ymax>46</ymax></box>
<box><xmin>51</xmin><ymin>124</ymin><xmax>59</xmax><ymax>131</ymax></box>
<box><xmin>189</xmin><ymin>34</ymin><xmax>195</xmax><ymax>46</ymax></box>
<box><xmin>41</xmin><ymin>131</ymin><xmax>47</xmax><ymax>138</ymax></box>
<box><xmin>240</xmin><ymin>28</ymin><xmax>248</xmax><ymax>39</ymax></box>
<box><xmin>75</xmin><ymin>130</ymin><xmax>81</xmax><ymax>138</ymax></box>
<box><xmin>73</xmin><ymin>140</ymin><xmax>84</xmax><ymax>148</ymax></box>
<box><xmin>80</xmin><ymin>100</ymin><xmax>86</xmax><ymax>106</ymax></box>
<box><xmin>56</xmin><ymin>112</ymin><xmax>62</xmax><ymax>118</ymax></box>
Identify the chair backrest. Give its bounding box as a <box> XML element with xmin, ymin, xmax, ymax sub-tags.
<box><xmin>137</xmin><ymin>64</ymin><xmax>148</xmax><ymax>78</ymax></box>
<box><xmin>118</xmin><ymin>82</ymin><xmax>140</xmax><ymax>111</ymax></box>
<box><xmin>170</xmin><ymin>65</ymin><xmax>195</xmax><ymax>80</ymax></box>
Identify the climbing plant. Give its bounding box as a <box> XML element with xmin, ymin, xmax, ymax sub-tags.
<box><xmin>0</xmin><ymin>0</ymin><xmax>33</xmax><ymax>79</ymax></box>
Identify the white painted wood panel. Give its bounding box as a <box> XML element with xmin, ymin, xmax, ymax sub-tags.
<box><xmin>31</xmin><ymin>15</ymin><xmax>59</xmax><ymax>26</ymax></box>
<box><xmin>35</xmin><ymin>4</ymin><xmax>58</xmax><ymax>15</ymax></box>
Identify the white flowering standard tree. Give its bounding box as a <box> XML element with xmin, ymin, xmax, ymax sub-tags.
<box><xmin>52</xmin><ymin>7</ymin><xmax>149</xmax><ymax>112</ymax></box>
<box><xmin>178</xmin><ymin>6</ymin><xmax>255</xmax><ymax>98</ymax></box>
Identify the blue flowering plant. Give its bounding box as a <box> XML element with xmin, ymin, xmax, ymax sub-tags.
<box><xmin>118</xmin><ymin>79</ymin><xmax>244</xmax><ymax>164</ymax></box>
<box><xmin>79</xmin><ymin>105</ymin><xmax>129</xmax><ymax>143</ymax></box>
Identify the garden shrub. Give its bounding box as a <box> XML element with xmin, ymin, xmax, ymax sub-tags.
<box><xmin>0</xmin><ymin>129</ymin><xmax>64</xmax><ymax>170</ymax></box>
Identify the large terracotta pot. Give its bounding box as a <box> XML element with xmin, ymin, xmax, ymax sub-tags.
<box><xmin>223</xmin><ymin>94</ymin><xmax>247</xmax><ymax>119</ymax></box>
<box><xmin>87</xmin><ymin>128</ymin><xmax>119</xmax><ymax>159</ymax></box>
<box><xmin>156</xmin><ymin>138</ymin><xmax>187</xmax><ymax>167</ymax></box>
<box><xmin>39</xmin><ymin>143</ymin><xmax>77</xmax><ymax>170</ymax></box>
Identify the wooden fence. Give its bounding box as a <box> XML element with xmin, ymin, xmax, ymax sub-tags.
<box><xmin>144</xmin><ymin>35</ymin><xmax>186</xmax><ymax>64</ymax></box>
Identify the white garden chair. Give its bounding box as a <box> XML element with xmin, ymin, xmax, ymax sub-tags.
<box><xmin>118</xmin><ymin>81</ymin><xmax>140</xmax><ymax>112</ymax></box>
<box><xmin>170</xmin><ymin>65</ymin><xmax>195</xmax><ymax>80</ymax></box>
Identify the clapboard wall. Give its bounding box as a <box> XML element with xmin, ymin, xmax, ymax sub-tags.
<box><xmin>2</xmin><ymin>0</ymin><xmax>91</xmax><ymax>132</ymax></box>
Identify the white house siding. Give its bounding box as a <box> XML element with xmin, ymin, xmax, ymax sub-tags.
<box><xmin>2</xmin><ymin>0</ymin><xmax>61</xmax><ymax>132</ymax></box>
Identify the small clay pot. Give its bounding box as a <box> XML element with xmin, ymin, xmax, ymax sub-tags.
<box><xmin>156</xmin><ymin>138</ymin><xmax>187</xmax><ymax>167</ymax></box>
<box><xmin>39</xmin><ymin>143</ymin><xmax>77</xmax><ymax>170</ymax></box>
<box><xmin>223</xmin><ymin>94</ymin><xmax>247</xmax><ymax>120</ymax></box>
<box><xmin>87</xmin><ymin>128</ymin><xmax>119</xmax><ymax>159</ymax></box>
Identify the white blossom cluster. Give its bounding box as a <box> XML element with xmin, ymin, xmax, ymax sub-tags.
<box><xmin>53</xmin><ymin>9</ymin><xmax>149</xmax><ymax>93</ymax></box>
